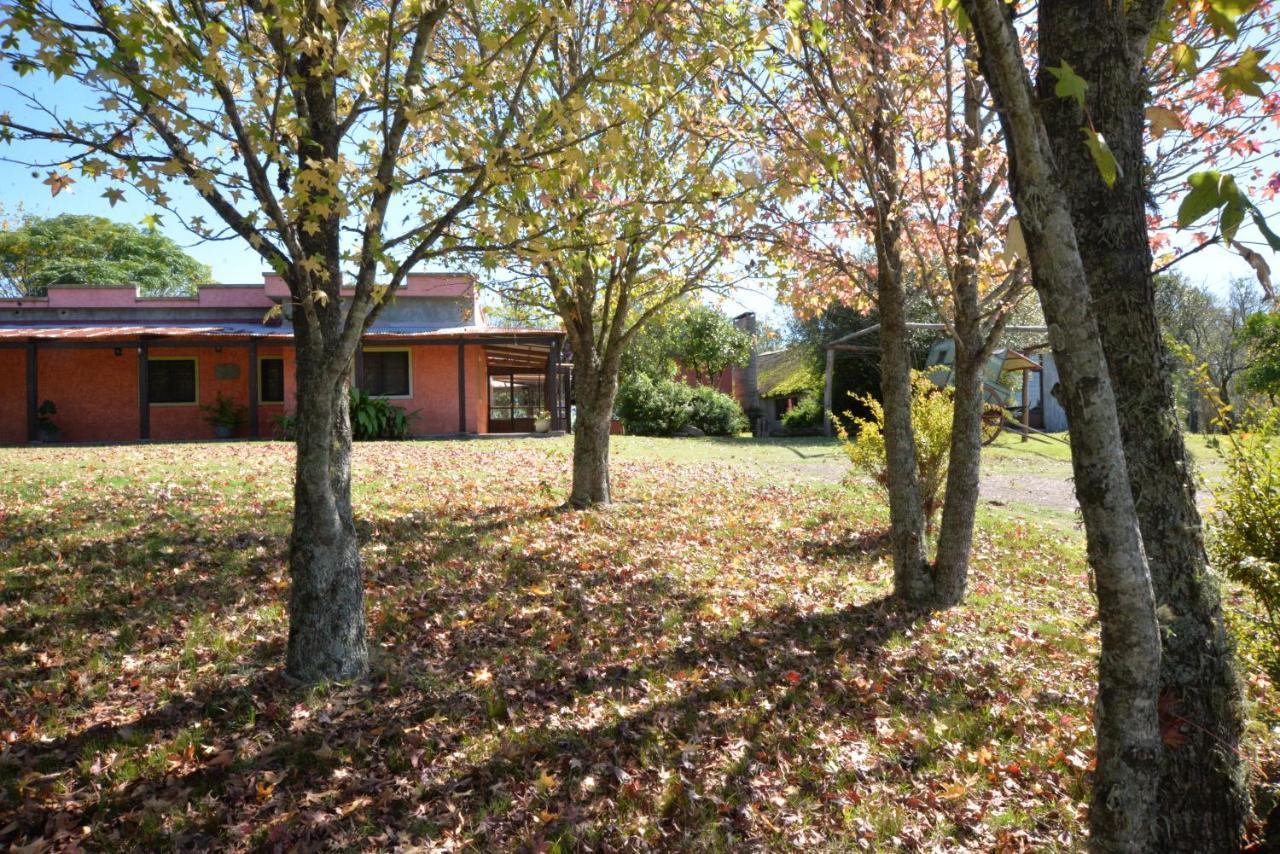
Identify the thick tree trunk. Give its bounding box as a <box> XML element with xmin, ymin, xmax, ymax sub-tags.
<box><xmin>933</xmin><ymin>342</ymin><xmax>984</xmax><ymax>606</ymax></box>
<box><xmin>285</xmin><ymin>344</ymin><xmax>369</xmax><ymax>683</ymax></box>
<box><xmin>569</xmin><ymin>359</ymin><xmax>619</xmax><ymax>508</ymax></box>
<box><xmin>1038</xmin><ymin>3</ymin><xmax>1248</xmax><ymax>847</ymax></box>
<box><xmin>959</xmin><ymin>1</ymin><xmax>1162</xmax><ymax>848</ymax></box>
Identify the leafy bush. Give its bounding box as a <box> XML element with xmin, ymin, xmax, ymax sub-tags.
<box><xmin>781</xmin><ymin>395</ymin><xmax>824</xmax><ymax>432</ymax></box>
<box><xmin>269</xmin><ymin>393</ymin><xmax>413</xmax><ymax>441</ymax></box>
<box><xmin>349</xmin><ymin>388</ymin><xmax>412</xmax><ymax>440</ymax></box>
<box><xmin>1208</xmin><ymin>407</ymin><xmax>1280</xmax><ymax>662</ymax></box>
<box><xmin>272</xmin><ymin>413</ymin><xmax>297</xmax><ymax>441</ymax></box>
<box><xmin>615</xmin><ymin>374</ymin><xmax>747</xmax><ymax>437</ymax></box>
<box><xmin>686</xmin><ymin>384</ymin><xmax>749</xmax><ymax>436</ymax></box>
<box><xmin>835</xmin><ymin>372</ymin><xmax>953</xmax><ymax>531</ymax></box>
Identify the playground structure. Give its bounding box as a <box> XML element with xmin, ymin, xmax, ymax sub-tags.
<box><xmin>821</xmin><ymin>322</ymin><xmax>1055</xmax><ymax>443</ymax></box>
<box><xmin>922</xmin><ymin>339</ymin><xmax>1042</xmax><ymax>444</ymax></box>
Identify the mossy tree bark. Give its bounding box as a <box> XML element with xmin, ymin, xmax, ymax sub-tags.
<box><xmin>1038</xmin><ymin>1</ymin><xmax>1247</xmax><ymax>846</ymax></box>
<box><xmin>958</xmin><ymin>0</ymin><xmax>1163</xmax><ymax>847</ymax></box>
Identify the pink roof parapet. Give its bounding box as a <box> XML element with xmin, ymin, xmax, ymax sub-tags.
<box><xmin>261</xmin><ymin>272</ymin><xmax>475</xmax><ymax>299</ymax></box>
<box><xmin>0</xmin><ymin>284</ymin><xmax>275</xmax><ymax>310</ymax></box>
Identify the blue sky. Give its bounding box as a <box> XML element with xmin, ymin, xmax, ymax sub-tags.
<box><xmin>0</xmin><ymin>61</ymin><xmax>1274</xmax><ymax>330</ymax></box>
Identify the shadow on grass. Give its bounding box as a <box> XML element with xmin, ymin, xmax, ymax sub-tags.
<box><xmin>0</xmin><ymin>466</ymin><xmax>1005</xmax><ymax>850</ymax></box>
<box><xmin>3</xmin><ymin>591</ymin><xmax>933</xmax><ymax>850</ymax></box>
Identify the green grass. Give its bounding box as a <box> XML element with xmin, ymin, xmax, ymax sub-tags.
<box><xmin>0</xmin><ymin>437</ymin><xmax>1272</xmax><ymax>850</ymax></box>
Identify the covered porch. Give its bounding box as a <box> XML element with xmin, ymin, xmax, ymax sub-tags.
<box><xmin>480</xmin><ymin>338</ymin><xmax>571</xmax><ymax>434</ymax></box>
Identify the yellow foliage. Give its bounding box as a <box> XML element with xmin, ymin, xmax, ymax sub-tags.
<box><xmin>835</xmin><ymin>371</ymin><xmax>953</xmax><ymax>531</ymax></box>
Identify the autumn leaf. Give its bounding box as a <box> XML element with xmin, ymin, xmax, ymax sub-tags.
<box><xmin>1145</xmin><ymin>106</ymin><xmax>1183</xmax><ymax>140</ymax></box>
<box><xmin>43</xmin><ymin>171</ymin><xmax>74</xmax><ymax>196</ymax></box>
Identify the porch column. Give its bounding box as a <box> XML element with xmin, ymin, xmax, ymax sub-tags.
<box><xmin>544</xmin><ymin>339</ymin><xmax>560</xmax><ymax>430</ymax></box>
<box><xmin>138</xmin><ymin>340</ymin><xmax>150</xmax><ymax>440</ymax></box>
<box><xmin>25</xmin><ymin>340</ymin><xmax>37</xmax><ymax>442</ymax></box>
<box><xmin>247</xmin><ymin>338</ymin><xmax>260</xmax><ymax>439</ymax></box>
<box><xmin>823</xmin><ymin>348</ymin><xmax>835</xmax><ymax>438</ymax></box>
<box><xmin>457</xmin><ymin>341</ymin><xmax>467</xmax><ymax>433</ymax></box>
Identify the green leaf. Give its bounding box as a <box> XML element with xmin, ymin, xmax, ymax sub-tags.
<box><xmin>1248</xmin><ymin>207</ymin><xmax>1280</xmax><ymax>253</ymax></box>
<box><xmin>1207</xmin><ymin>0</ymin><xmax>1257</xmax><ymax>38</ymax></box>
<box><xmin>1177</xmin><ymin>171</ymin><xmax>1239</xmax><ymax>228</ymax></box>
<box><xmin>1082</xmin><ymin>129</ymin><xmax>1119</xmax><ymax>188</ymax></box>
<box><xmin>932</xmin><ymin>0</ymin><xmax>971</xmax><ymax>31</ymax></box>
<box><xmin>1217</xmin><ymin>48</ymin><xmax>1272</xmax><ymax>99</ymax></box>
<box><xmin>1048</xmin><ymin>62</ymin><xmax>1087</xmax><ymax>108</ymax></box>
<box><xmin>1221</xmin><ymin>200</ymin><xmax>1245</xmax><ymax>242</ymax></box>
<box><xmin>1170</xmin><ymin>43</ymin><xmax>1198</xmax><ymax>78</ymax></box>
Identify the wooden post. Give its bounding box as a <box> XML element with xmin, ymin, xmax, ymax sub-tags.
<box><xmin>247</xmin><ymin>338</ymin><xmax>259</xmax><ymax>439</ymax></box>
<box><xmin>544</xmin><ymin>339</ymin><xmax>560</xmax><ymax>430</ymax></box>
<box><xmin>823</xmin><ymin>347</ymin><xmax>835</xmax><ymax>437</ymax></box>
<box><xmin>1021</xmin><ymin>367</ymin><xmax>1031</xmax><ymax>442</ymax></box>
<box><xmin>25</xmin><ymin>340</ymin><xmax>37</xmax><ymax>442</ymax></box>
<box><xmin>138</xmin><ymin>340</ymin><xmax>150</xmax><ymax>440</ymax></box>
<box><xmin>457</xmin><ymin>341</ymin><xmax>467</xmax><ymax>433</ymax></box>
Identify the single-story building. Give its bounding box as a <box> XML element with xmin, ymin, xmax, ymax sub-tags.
<box><xmin>755</xmin><ymin>346</ymin><xmax>819</xmax><ymax>432</ymax></box>
<box><xmin>0</xmin><ymin>273</ymin><xmax>570</xmax><ymax>444</ymax></box>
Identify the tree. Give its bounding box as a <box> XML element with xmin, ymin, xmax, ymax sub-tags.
<box><xmin>1241</xmin><ymin>309</ymin><xmax>1280</xmax><ymax>401</ymax></box>
<box><xmin>744</xmin><ymin>0</ymin><xmax>1025</xmax><ymax>606</ymax></box>
<box><xmin>1036</xmin><ymin>1</ymin><xmax>1254</xmax><ymax>840</ymax></box>
<box><xmin>622</xmin><ymin>299</ymin><xmax>752</xmax><ymax>385</ymax></box>
<box><xmin>0</xmin><ymin>0</ymin><xmax>648</xmax><ymax>682</ymax></box>
<box><xmin>1160</xmin><ymin>273</ymin><xmax>1263</xmax><ymax>429</ymax></box>
<box><xmin>467</xmin><ymin>5</ymin><xmax>757</xmax><ymax>508</ymax></box>
<box><xmin>0</xmin><ymin>214</ymin><xmax>211</xmax><ymax>296</ymax></box>
<box><xmin>741</xmin><ymin>0</ymin><xmax>938</xmax><ymax>603</ymax></box>
<box><xmin>955</xmin><ymin>0</ymin><xmax>1163</xmax><ymax>846</ymax></box>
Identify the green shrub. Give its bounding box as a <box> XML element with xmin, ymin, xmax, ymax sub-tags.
<box><xmin>835</xmin><ymin>371</ymin><xmax>953</xmax><ymax>531</ymax></box>
<box><xmin>687</xmin><ymin>384</ymin><xmax>749</xmax><ymax>436</ymax></box>
<box><xmin>349</xmin><ymin>388</ymin><xmax>412</xmax><ymax>440</ymax></box>
<box><xmin>272</xmin><ymin>413</ymin><xmax>297</xmax><ymax>441</ymax></box>
<box><xmin>615</xmin><ymin>374</ymin><xmax>747</xmax><ymax>437</ymax></box>
<box><xmin>781</xmin><ymin>395</ymin><xmax>824</xmax><ymax>432</ymax></box>
<box><xmin>267</xmin><ymin>393</ymin><xmax>412</xmax><ymax>441</ymax></box>
<box><xmin>1208</xmin><ymin>407</ymin><xmax>1280</xmax><ymax>660</ymax></box>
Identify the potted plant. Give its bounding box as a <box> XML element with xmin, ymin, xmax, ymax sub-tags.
<box><xmin>35</xmin><ymin>400</ymin><xmax>60</xmax><ymax>442</ymax></box>
<box><xmin>533</xmin><ymin>409</ymin><xmax>552</xmax><ymax>433</ymax></box>
<box><xmin>200</xmin><ymin>392</ymin><xmax>248</xmax><ymax>439</ymax></box>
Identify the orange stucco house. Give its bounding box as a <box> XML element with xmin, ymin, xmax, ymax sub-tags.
<box><xmin>0</xmin><ymin>273</ymin><xmax>569</xmax><ymax>444</ymax></box>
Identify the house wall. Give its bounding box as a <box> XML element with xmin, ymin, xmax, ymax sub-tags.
<box><xmin>1</xmin><ymin>339</ymin><xmax>509</xmax><ymax>444</ymax></box>
<box><xmin>256</xmin><ymin>344</ymin><xmax>290</xmax><ymax>438</ymax></box>
<box><xmin>148</xmin><ymin>345</ymin><xmax>253</xmax><ymax>441</ymax></box>
<box><xmin>0</xmin><ymin>349</ymin><xmax>27</xmax><ymax>443</ymax></box>
<box><xmin>38</xmin><ymin>347</ymin><xmax>140</xmax><ymax>442</ymax></box>
<box><xmin>1038</xmin><ymin>354</ymin><xmax>1068</xmax><ymax>433</ymax></box>
<box><xmin>357</xmin><ymin>343</ymin><xmax>489</xmax><ymax>437</ymax></box>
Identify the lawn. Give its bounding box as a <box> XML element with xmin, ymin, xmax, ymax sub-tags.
<box><xmin>0</xmin><ymin>438</ymin><xmax>1274</xmax><ymax>850</ymax></box>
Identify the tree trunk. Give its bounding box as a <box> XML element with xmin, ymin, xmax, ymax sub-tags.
<box><xmin>569</xmin><ymin>358</ymin><xmax>618</xmax><ymax>508</ymax></box>
<box><xmin>877</xmin><ymin>261</ymin><xmax>932</xmax><ymax>603</ymax></box>
<box><xmin>933</xmin><ymin>341</ymin><xmax>984</xmax><ymax>605</ymax></box>
<box><xmin>867</xmin><ymin>0</ymin><xmax>930</xmax><ymax>603</ymax></box>
<box><xmin>1038</xmin><ymin>2</ymin><xmax>1247</xmax><ymax>846</ymax></box>
<box><xmin>959</xmin><ymin>0</ymin><xmax>1163</xmax><ymax>848</ymax></box>
<box><xmin>285</xmin><ymin>342</ymin><xmax>369</xmax><ymax>683</ymax></box>
<box><xmin>932</xmin><ymin>59</ymin><xmax>989</xmax><ymax>608</ymax></box>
